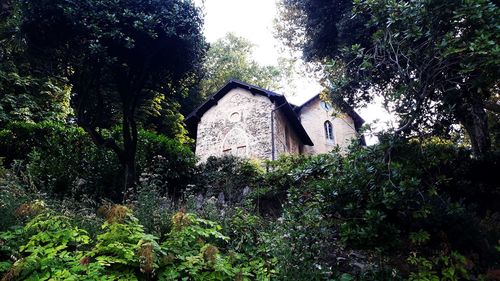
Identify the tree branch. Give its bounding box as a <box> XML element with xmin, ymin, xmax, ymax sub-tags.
<box><xmin>484</xmin><ymin>101</ymin><xmax>500</xmax><ymax>113</ymax></box>
<box><xmin>81</xmin><ymin>124</ymin><xmax>124</xmax><ymax>162</ymax></box>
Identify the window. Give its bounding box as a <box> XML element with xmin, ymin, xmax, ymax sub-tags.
<box><xmin>324</xmin><ymin>121</ymin><xmax>334</xmax><ymax>142</ymax></box>
<box><xmin>229</xmin><ymin>112</ymin><xmax>240</xmax><ymax>122</ymax></box>
<box><xmin>320</xmin><ymin>101</ymin><xmax>333</xmax><ymax>112</ymax></box>
<box><xmin>222</xmin><ymin>127</ymin><xmax>249</xmax><ymax>157</ymax></box>
<box><xmin>237</xmin><ymin>146</ymin><xmax>246</xmax><ymax>156</ymax></box>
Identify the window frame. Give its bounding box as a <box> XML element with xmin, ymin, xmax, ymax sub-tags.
<box><xmin>324</xmin><ymin>121</ymin><xmax>334</xmax><ymax>143</ymax></box>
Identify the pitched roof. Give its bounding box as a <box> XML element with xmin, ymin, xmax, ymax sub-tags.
<box><xmin>294</xmin><ymin>94</ymin><xmax>365</xmax><ymax>131</ymax></box>
<box><xmin>185</xmin><ymin>79</ymin><xmax>314</xmax><ymax>145</ymax></box>
<box><xmin>294</xmin><ymin>94</ymin><xmax>366</xmax><ymax>145</ymax></box>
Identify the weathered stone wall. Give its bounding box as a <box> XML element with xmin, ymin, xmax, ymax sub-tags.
<box><xmin>300</xmin><ymin>97</ymin><xmax>357</xmax><ymax>154</ymax></box>
<box><xmin>195</xmin><ymin>88</ymin><xmax>275</xmax><ymax>162</ymax></box>
<box><xmin>273</xmin><ymin>109</ymin><xmax>302</xmax><ymax>158</ymax></box>
<box><xmin>195</xmin><ymin>88</ymin><xmax>359</xmax><ymax>161</ymax></box>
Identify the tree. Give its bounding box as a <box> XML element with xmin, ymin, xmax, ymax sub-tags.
<box><xmin>0</xmin><ymin>57</ymin><xmax>72</xmax><ymax>126</ymax></box>
<box><xmin>17</xmin><ymin>0</ymin><xmax>207</xmax><ymax>194</ymax></box>
<box><xmin>0</xmin><ymin>1</ymin><xmax>71</xmax><ymax>126</ymax></box>
<box><xmin>141</xmin><ymin>95</ymin><xmax>192</xmax><ymax>144</ymax></box>
<box><xmin>276</xmin><ymin>0</ymin><xmax>499</xmax><ymax>157</ymax></box>
<box><xmin>199</xmin><ymin>33</ymin><xmax>285</xmax><ymax>100</ymax></box>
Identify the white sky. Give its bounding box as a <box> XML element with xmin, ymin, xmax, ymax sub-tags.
<box><xmin>200</xmin><ymin>0</ymin><xmax>279</xmax><ymax>65</ymax></box>
<box><xmin>195</xmin><ymin>0</ymin><xmax>392</xmax><ymax>144</ymax></box>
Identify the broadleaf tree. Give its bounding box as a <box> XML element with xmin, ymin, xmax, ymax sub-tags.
<box><xmin>0</xmin><ymin>1</ymin><xmax>72</xmax><ymax>126</ymax></box>
<box><xmin>199</xmin><ymin>33</ymin><xmax>287</xmax><ymax>100</ymax></box>
<box><xmin>276</xmin><ymin>0</ymin><xmax>499</xmax><ymax>156</ymax></box>
<box><xmin>16</xmin><ymin>0</ymin><xmax>207</xmax><ymax>195</ymax></box>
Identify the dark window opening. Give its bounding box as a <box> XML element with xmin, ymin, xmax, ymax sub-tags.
<box><xmin>324</xmin><ymin>121</ymin><xmax>334</xmax><ymax>141</ymax></box>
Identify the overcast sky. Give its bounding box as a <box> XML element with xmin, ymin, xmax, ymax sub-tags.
<box><xmin>195</xmin><ymin>0</ymin><xmax>393</xmax><ymax>144</ymax></box>
<box><xmin>200</xmin><ymin>0</ymin><xmax>279</xmax><ymax>64</ymax></box>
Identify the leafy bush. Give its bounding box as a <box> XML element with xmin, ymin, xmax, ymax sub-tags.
<box><xmin>136</xmin><ymin>130</ymin><xmax>197</xmax><ymax>198</ymax></box>
<box><xmin>182</xmin><ymin>199</ymin><xmax>277</xmax><ymax>280</ymax></box>
<box><xmin>194</xmin><ymin>156</ymin><xmax>264</xmax><ymax>205</ymax></box>
<box><xmin>2</xmin><ymin>123</ymin><xmax>499</xmax><ymax>280</ymax></box>
<box><xmin>84</xmin><ymin>204</ymin><xmax>161</xmax><ymax>279</ymax></box>
<box><xmin>158</xmin><ymin>212</ymin><xmax>235</xmax><ymax>280</ymax></box>
<box><xmin>0</xmin><ymin>68</ymin><xmax>71</xmax><ymax>128</ymax></box>
<box><xmin>0</xmin><ymin>203</ymin><xmax>272</xmax><ymax>280</ymax></box>
<box><xmin>0</xmin><ymin>121</ymin><xmax>121</xmax><ymax>199</ymax></box>
<box><xmin>0</xmin><ymin>122</ymin><xmax>196</xmax><ymax>201</ymax></box>
<box><xmin>0</xmin><ymin>163</ymin><xmax>39</xmax><ymax>231</ymax></box>
<box><xmin>190</xmin><ymin>142</ymin><xmax>498</xmax><ymax>279</ymax></box>
<box><xmin>266</xmin><ymin>139</ymin><xmax>499</xmax><ymax>279</ymax></box>
<box><xmin>0</xmin><ymin>121</ymin><xmax>82</xmax><ymax>166</ymax></box>
<box><xmin>0</xmin><ymin>211</ymin><xmax>90</xmax><ymax>280</ymax></box>
<box><xmin>407</xmin><ymin>251</ymin><xmax>471</xmax><ymax>281</ymax></box>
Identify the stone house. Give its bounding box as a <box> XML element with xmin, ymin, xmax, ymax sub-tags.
<box><xmin>185</xmin><ymin>80</ymin><xmax>364</xmax><ymax>162</ymax></box>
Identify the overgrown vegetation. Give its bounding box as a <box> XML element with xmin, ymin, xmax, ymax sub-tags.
<box><xmin>1</xmin><ymin>0</ymin><xmax>499</xmax><ymax>280</ymax></box>
<box><xmin>0</xmin><ymin>121</ymin><xmax>195</xmax><ymax>201</ymax></box>
<box><xmin>1</xmin><ymin>137</ymin><xmax>498</xmax><ymax>280</ymax></box>
<box><xmin>276</xmin><ymin>0</ymin><xmax>499</xmax><ymax>157</ymax></box>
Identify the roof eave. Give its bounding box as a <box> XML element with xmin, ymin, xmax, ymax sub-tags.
<box><xmin>297</xmin><ymin>93</ymin><xmax>365</xmax><ymax>132</ymax></box>
<box><xmin>185</xmin><ymin>79</ymin><xmax>314</xmax><ymax>146</ymax></box>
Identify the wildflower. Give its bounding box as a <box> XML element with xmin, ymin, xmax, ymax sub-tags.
<box><xmin>138</xmin><ymin>242</ymin><xmax>155</xmax><ymax>274</ymax></box>
<box><xmin>202</xmin><ymin>244</ymin><xmax>219</xmax><ymax>263</ymax></box>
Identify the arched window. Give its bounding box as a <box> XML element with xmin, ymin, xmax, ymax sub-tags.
<box><xmin>324</xmin><ymin>121</ymin><xmax>334</xmax><ymax>141</ymax></box>
<box><xmin>222</xmin><ymin>127</ymin><xmax>248</xmax><ymax>157</ymax></box>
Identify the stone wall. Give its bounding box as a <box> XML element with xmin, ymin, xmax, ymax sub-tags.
<box><xmin>300</xmin><ymin>97</ymin><xmax>357</xmax><ymax>154</ymax></box>
<box><xmin>195</xmin><ymin>88</ymin><xmax>275</xmax><ymax>162</ymax></box>
<box><xmin>194</xmin><ymin>88</ymin><xmax>359</xmax><ymax>161</ymax></box>
<box><xmin>273</xmin><ymin>109</ymin><xmax>302</xmax><ymax>158</ymax></box>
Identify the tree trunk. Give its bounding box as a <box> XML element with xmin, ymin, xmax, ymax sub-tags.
<box><xmin>456</xmin><ymin>96</ymin><xmax>491</xmax><ymax>158</ymax></box>
<box><xmin>121</xmin><ymin>111</ymin><xmax>138</xmax><ymax>201</ymax></box>
<box><xmin>122</xmin><ymin>154</ymin><xmax>136</xmax><ymax>201</ymax></box>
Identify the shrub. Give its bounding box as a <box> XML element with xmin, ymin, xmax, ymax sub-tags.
<box><xmin>194</xmin><ymin>156</ymin><xmax>264</xmax><ymax>205</ymax></box>
<box><xmin>132</xmin><ymin>177</ymin><xmax>176</xmax><ymax>237</ymax></box>
<box><xmin>268</xmin><ymin>138</ymin><xmax>499</xmax><ymax>278</ymax></box>
<box><xmin>0</xmin><ymin>121</ymin><xmax>121</xmax><ymax>199</ymax></box>
<box><xmin>136</xmin><ymin>130</ymin><xmax>197</xmax><ymax>198</ymax></box>
<box><xmin>0</xmin><ymin>203</ymin><xmax>272</xmax><ymax>280</ymax></box>
<box><xmin>182</xmin><ymin>198</ymin><xmax>277</xmax><ymax>280</ymax></box>
<box><xmin>83</xmin><ymin>204</ymin><xmax>162</xmax><ymax>279</ymax></box>
<box><xmin>0</xmin><ymin>121</ymin><xmax>83</xmax><ymax>166</ymax></box>
<box><xmin>0</xmin><ymin>121</ymin><xmax>196</xmax><ymax>201</ymax></box>
<box><xmin>0</xmin><ymin>212</ymin><xmax>90</xmax><ymax>280</ymax></box>
<box><xmin>0</xmin><ymin>163</ymin><xmax>38</xmax><ymax>232</ymax></box>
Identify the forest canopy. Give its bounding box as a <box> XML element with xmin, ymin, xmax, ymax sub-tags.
<box><xmin>276</xmin><ymin>0</ymin><xmax>500</xmax><ymax>156</ymax></box>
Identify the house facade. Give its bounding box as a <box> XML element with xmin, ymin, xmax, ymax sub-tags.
<box><xmin>185</xmin><ymin>80</ymin><xmax>364</xmax><ymax>162</ymax></box>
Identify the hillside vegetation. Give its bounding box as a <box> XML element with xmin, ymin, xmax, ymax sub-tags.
<box><xmin>1</xmin><ymin>0</ymin><xmax>499</xmax><ymax>280</ymax></box>
<box><xmin>0</xmin><ymin>124</ymin><xmax>499</xmax><ymax>280</ymax></box>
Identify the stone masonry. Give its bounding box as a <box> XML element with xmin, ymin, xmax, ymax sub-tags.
<box><xmin>196</xmin><ymin>87</ymin><xmax>304</xmax><ymax>162</ymax></box>
<box><xmin>300</xmin><ymin>97</ymin><xmax>357</xmax><ymax>154</ymax></box>
<box><xmin>186</xmin><ymin>80</ymin><xmax>363</xmax><ymax>162</ymax></box>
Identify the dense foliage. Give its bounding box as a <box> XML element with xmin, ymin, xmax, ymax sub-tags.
<box><xmin>0</xmin><ymin>8</ymin><xmax>71</xmax><ymax>127</ymax></box>
<box><xmin>272</xmin><ymin>140</ymin><xmax>499</xmax><ymax>279</ymax></box>
<box><xmin>7</xmin><ymin>0</ymin><xmax>207</xmax><ymax>191</ymax></box>
<box><xmin>0</xmin><ymin>121</ymin><xmax>196</xmax><ymax>201</ymax></box>
<box><xmin>0</xmin><ymin>204</ymin><xmax>272</xmax><ymax>280</ymax></box>
<box><xmin>276</xmin><ymin>0</ymin><xmax>500</xmax><ymax>157</ymax></box>
<box><xmin>1</xmin><ymin>0</ymin><xmax>499</xmax><ymax>280</ymax></box>
<box><xmin>1</xmin><ymin>140</ymin><xmax>498</xmax><ymax>280</ymax></box>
